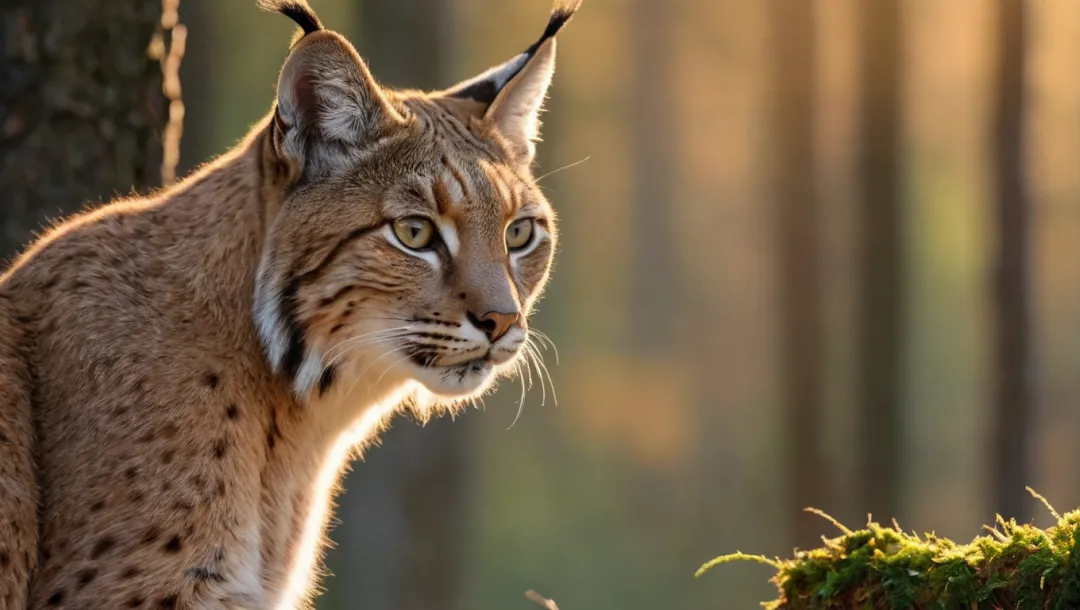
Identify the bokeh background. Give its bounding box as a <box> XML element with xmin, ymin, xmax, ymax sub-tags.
<box><xmin>7</xmin><ymin>0</ymin><xmax>1080</xmax><ymax>608</ymax></box>
<box><xmin>180</xmin><ymin>0</ymin><xmax>1080</xmax><ymax>608</ymax></box>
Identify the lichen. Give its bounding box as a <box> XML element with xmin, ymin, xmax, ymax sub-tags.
<box><xmin>698</xmin><ymin>490</ymin><xmax>1080</xmax><ymax>609</ymax></box>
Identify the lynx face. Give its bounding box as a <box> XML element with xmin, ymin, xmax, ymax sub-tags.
<box><xmin>255</xmin><ymin>1</ymin><xmax>576</xmax><ymax>402</ymax></box>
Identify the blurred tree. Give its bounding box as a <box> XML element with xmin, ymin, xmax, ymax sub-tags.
<box><xmin>0</xmin><ymin>0</ymin><xmax>166</xmax><ymax>256</ymax></box>
<box><xmin>321</xmin><ymin>2</ymin><xmax>467</xmax><ymax>609</ymax></box>
<box><xmin>990</xmin><ymin>0</ymin><xmax>1034</xmax><ymax>523</ymax></box>
<box><xmin>770</xmin><ymin>0</ymin><xmax>826</xmax><ymax>547</ymax></box>
<box><xmin>629</xmin><ymin>0</ymin><xmax>675</xmax><ymax>354</ymax></box>
<box><xmin>176</xmin><ymin>0</ymin><xmax>212</xmax><ymax>177</ymax></box>
<box><xmin>856</xmin><ymin>0</ymin><xmax>904</xmax><ymax>522</ymax></box>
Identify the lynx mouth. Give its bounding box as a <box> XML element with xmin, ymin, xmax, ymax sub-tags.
<box><xmin>444</xmin><ymin>357</ymin><xmax>491</xmax><ymax>375</ymax></box>
<box><xmin>403</xmin><ymin>342</ymin><xmax>525</xmax><ymax>397</ymax></box>
<box><xmin>405</xmin><ymin>352</ymin><xmax>496</xmax><ymax>398</ymax></box>
<box><xmin>407</xmin><ymin>348</ymin><xmax>490</xmax><ymax>369</ymax></box>
<box><xmin>437</xmin><ymin>358</ymin><xmax>493</xmax><ymax>393</ymax></box>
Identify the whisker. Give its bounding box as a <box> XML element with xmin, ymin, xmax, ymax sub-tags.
<box><xmin>321</xmin><ymin>334</ymin><xmax>407</xmax><ymax>376</ymax></box>
<box><xmin>344</xmin><ymin>347</ymin><xmax>404</xmax><ymax>395</ymax></box>
<box><xmin>327</xmin><ymin>315</ymin><xmax>414</xmax><ymax>324</ymax></box>
<box><xmin>322</xmin><ymin>327</ymin><xmax>412</xmax><ymax>361</ymax></box>
<box><xmin>535</xmin><ymin>156</ymin><xmax>591</xmax><ymax>183</ymax></box>
<box><xmin>325</xmin><ymin>325</ymin><xmax>412</xmax><ymax>346</ymax></box>
<box><xmin>323</xmin><ymin>332</ymin><xmax>410</xmax><ymax>364</ymax></box>
<box><xmin>371</xmin><ymin>353</ymin><xmax>415</xmax><ymax>391</ymax></box>
<box><xmin>520</xmin><ymin>344</ymin><xmax>536</xmax><ymax>392</ymax></box>
<box><xmin>507</xmin><ymin>360</ymin><xmax>528</xmax><ymax>430</ymax></box>
<box><xmin>530</xmin><ymin>329</ymin><xmax>560</xmax><ymax>365</ymax></box>
<box><xmin>330</xmin><ymin>325</ymin><xmax>414</xmax><ymax>342</ymax></box>
<box><xmin>319</xmin><ymin>329</ymin><xmax>413</xmax><ymax>376</ymax></box>
<box><xmin>525</xmin><ymin>342</ymin><xmax>547</xmax><ymax>408</ymax></box>
<box><xmin>527</xmin><ymin>337</ymin><xmax>558</xmax><ymax>407</ymax></box>
<box><xmin>330</xmin><ymin>329</ymin><xmax>410</xmax><ymax>349</ymax></box>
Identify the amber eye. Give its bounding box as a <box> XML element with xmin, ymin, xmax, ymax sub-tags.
<box><xmin>506</xmin><ymin>218</ymin><xmax>534</xmax><ymax>251</ymax></box>
<box><xmin>392</xmin><ymin>217</ymin><xmax>436</xmax><ymax>250</ymax></box>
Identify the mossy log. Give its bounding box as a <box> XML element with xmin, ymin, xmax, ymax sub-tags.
<box><xmin>699</xmin><ymin>494</ymin><xmax>1080</xmax><ymax>609</ymax></box>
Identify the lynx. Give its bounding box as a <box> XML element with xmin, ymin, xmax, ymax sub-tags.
<box><xmin>0</xmin><ymin>0</ymin><xmax>578</xmax><ymax>607</ymax></box>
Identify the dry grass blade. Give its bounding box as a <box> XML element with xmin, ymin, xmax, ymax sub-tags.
<box><xmin>525</xmin><ymin>589</ymin><xmax>560</xmax><ymax>610</ymax></box>
<box><xmin>803</xmin><ymin>507</ymin><xmax>853</xmax><ymax>536</ymax></box>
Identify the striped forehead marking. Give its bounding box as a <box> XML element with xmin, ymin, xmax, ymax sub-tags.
<box><xmin>431</xmin><ymin>156</ymin><xmax>470</xmax><ymax>214</ymax></box>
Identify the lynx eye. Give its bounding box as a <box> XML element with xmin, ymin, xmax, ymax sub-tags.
<box><xmin>392</xmin><ymin>217</ymin><xmax>436</xmax><ymax>250</ymax></box>
<box><xmin>506</xmin><ymin>218</ymin><xmax>534</xmax><ymax>251</ymax></box>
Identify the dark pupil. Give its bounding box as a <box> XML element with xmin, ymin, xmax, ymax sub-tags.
<box><xmin>409</xmin><ymin>224</ymin><xmax>424</xmax><ymax>239</ymax></box>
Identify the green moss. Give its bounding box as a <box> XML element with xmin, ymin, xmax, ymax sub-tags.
<box><xmin>698</xmin><ymin>491</ymin><xmax>1080</xmax><ymax>609</ymax></box>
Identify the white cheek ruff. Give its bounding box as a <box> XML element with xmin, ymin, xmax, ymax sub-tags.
<box><xmin>253</xmin><ymin>266</ymin><xmax>323</xmax><ymax>397</ymax></box>
<box><xmin>293</xmin><ymin>348</ymin><xmax>326</xmax><ymax>397</ymax></box>
<box><xmin>253</xmin><ymin>259</ymin><xmax>288</xmax><ymax>371</ymax></box>
<box><xmin>382</xmin><ymin>224</ymin><xmax>441</xmax><ymax>268</ymax></box>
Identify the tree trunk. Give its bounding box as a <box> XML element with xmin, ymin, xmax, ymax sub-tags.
<box><xmin>176</xmin><ymin>0</ymin><xmax>212</xmax><ymax>178</ymax></box>
<box><xmin>990</xmin><ymin>0</ymin><xmax>1034</xmax><ymax>523</ymax></box>
<box><xmin>629</xmin><ymin>0</ymin><xmax>675</xmax><ymax>354</ymax></box>
<box><xmin>0</xmin><ymin>0</ymin><xmax>166</xmax><ymax>256</ymax></box>
<box><xmin>322</xmin><ymin>3</ymin><xmax>466</xmax><ymax>609</ymax></box>
<box><xmin>856</xmin><ymin>0</ymin><xmax>904</xmax><ymax>522</ymax></box>
<box><xmin>771</xmin><ymin>0</ymin><xmax>825</xmax><ymax>548</ymax></box>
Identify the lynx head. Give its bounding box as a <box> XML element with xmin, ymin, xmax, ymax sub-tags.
<box><xmin>253</xmin><ymin>0</ymin><xmax>579</xmax><ymax>404</ymax></box>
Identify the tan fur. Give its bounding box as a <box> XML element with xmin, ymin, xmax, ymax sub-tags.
<box><xmin>0</xmin><ymin>2</ymin><xmax>576</xmax><ymax>607</ymax></box>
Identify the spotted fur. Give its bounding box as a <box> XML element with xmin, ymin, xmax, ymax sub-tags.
<box><xmin>0</xmin><ymin>1</ymin><xmax>579</xmax><ymax>608</ymax></box>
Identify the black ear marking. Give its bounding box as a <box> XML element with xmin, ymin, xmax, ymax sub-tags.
<box><xmin>524</xmin><ymin>0</ymin><xmax>583</xmax><ymax>57</ymax></box>
<box><xmin>449</xmin><ymin>0</ymin><xmax>582</xmax><ymax>105</ymax></box>
<box><xmin>452</xmin><ymin>80</ymin><xmax>500</xmax><ymax>107</ymax></box>
<box><xmin>257</xmin><ymin>0</ymin><xmax>324</xmax><ymax>36</ymax></box>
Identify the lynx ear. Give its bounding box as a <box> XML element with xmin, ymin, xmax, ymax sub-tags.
<box><xmin>444</xmin><ymin>0</ymin><xmax>581</xmax><ymax>163</ymax></box>
<box><xmin>265</xmin><ymin>1</ymin><xmax>403</xmax><ymax>179</ymax></box>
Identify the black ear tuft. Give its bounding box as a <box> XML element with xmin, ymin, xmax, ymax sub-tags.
<box><xmin>523</xmin><ymin>0</ymin><xmax>583</xmax><ymax>57</ymax></box>
<box><xmin>447</xmin><ymin>0</ymin><xmax>582</xmax><ymax>105</ymax></box>
<box><xmin>258</xmin><ymin>0</ymin><xmax>323</xmax><ymax>36</ymax></box>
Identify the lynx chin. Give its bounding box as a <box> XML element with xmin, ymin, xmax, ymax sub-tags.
<box><xmin>0</xmin><ymin>0</ymin><xmax>579</xmax><ymax>607</ymax></box>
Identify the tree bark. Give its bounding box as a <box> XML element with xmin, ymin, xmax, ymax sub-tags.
<box><xmin>771</xmin><ymin>0</ymin><xmax>825</xmax><ymax>548</ymax></box>
<box><xmin>0</xmin><ymin>0</ymin><xmax>165</xmax><ymax>256</ymax></box>
<box><xmin>990</xmin><ymin>0</ymin><xmax>1034</xmax><ymax>523</ymax></box>
<box><xmin>856</xmin><ymin>0</ymin><xmax>904</xmax><ymax>522</ymax></box>
<box><xmin>176</xmin><ymin>0</ymin><xmax>212</xmax><ymax>178</ymax></box>
<box><xmin>323</xmin><ymin>3</ymin><xmax>467</xmax><ymax>609</ymax></box>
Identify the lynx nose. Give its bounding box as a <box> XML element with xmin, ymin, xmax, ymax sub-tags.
<box><xmin>467</xmin><ymin>310</ymin><xmax>520</xmax><ymax>342</ymax></box>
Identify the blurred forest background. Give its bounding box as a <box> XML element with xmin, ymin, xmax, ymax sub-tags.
<box><xmin>2</xmin><ymin>0</ymin><xmax>1080</xmax><ymax>608</ymax></box>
